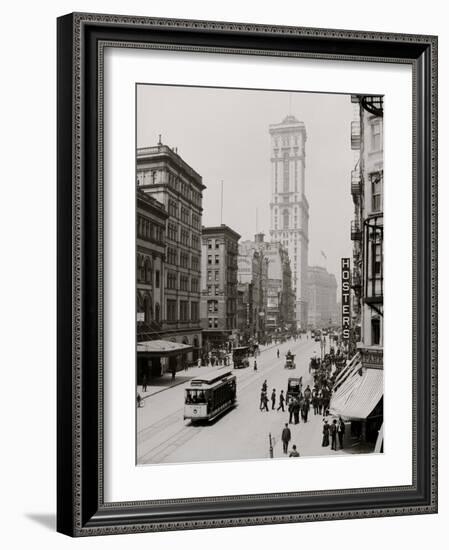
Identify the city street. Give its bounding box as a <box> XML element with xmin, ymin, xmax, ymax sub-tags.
<box><xmin>137</xmin><ymin>336</ymin><xmax>341</xmax><ymax>464</ymax></box>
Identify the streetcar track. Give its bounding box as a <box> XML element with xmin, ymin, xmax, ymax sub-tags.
<box><xmin>137</xmin><ymin>409</ymin><xmax>183</xmax><ymax>444</ymax></box>
<box><xmin>138</xmin><ymin>340</ymin><xmax>319</xmax><ymax>464</ymax></box>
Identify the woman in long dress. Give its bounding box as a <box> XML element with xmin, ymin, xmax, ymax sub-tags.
<box><xmin>322</xmin><ymin>419</ymin><xmax>330</xmax><ymax>447</ymax></box>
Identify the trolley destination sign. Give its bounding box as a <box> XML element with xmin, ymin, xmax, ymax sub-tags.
<box><xmin>341</xmin><ymin>257</ymin><xmax>351</xmax><ymax>341</ymax></box>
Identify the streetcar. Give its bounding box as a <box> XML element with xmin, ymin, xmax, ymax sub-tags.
<box><xmin>232</xmin><ymin>346</ymin><xmax>250</xmax><ymax>368</ymax></box>
<box><xmin>184</xmin><ymin>370</ymin><xmax>237</xmax><ymax>422</ymax></box>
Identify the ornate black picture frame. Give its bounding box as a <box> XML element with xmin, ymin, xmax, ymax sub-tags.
<box><xmin>57</xmin><ymin>12</ymin><xmax>438</xmax><ymax>536</ymax></box>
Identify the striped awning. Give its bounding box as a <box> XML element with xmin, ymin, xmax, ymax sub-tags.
<box><xmin>329</xmin><ymin>367</ymin><xmax>383</xmax><ymax>420</ymax></box>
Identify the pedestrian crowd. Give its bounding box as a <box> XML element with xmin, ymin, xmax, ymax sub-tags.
<box><xmin>309</xmin><ymin>348</ymin><xmax>349</xmax><ymax>451</ymax></box>
<box><xmin>259</xmin><ymin>379</ymin><xmax>287</xmax><ymax>412</ymax></box>
<box><xmin>278</xmin><ymin>346</ymin><xmax>350</xmax><ymax>456</ymax></box>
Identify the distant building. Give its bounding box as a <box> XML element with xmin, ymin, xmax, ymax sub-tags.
<box><xmin>306</xmin><ymin>266</ymin><xmax>338</xmax><ymax>329</ymax></box>
<box><xmin>264</xmin><ymin>242</ymin><xmax>295</xmax><ymax>335</ymax></box>
<box><xmin>136</xmin><ymin>142</ymin><xmax>205</xmax><ymax>375</ymax></box>
<box><xmin>269</xmin><ymin>115</ymin><xmax>309</xmax><ymax>329</ymax></box>
<box><xmin>237</xmin><ymin>233</ymin><xmax>295</xmax><ymax>342</ymax></box>
<box><xmin>237</xmin><ymin>235</ymin><xmax>269</xmax><ymax>343</ymax></box>
<box><xmin>236</xmin><ymin>282</ymin><xmax>253</xmax><ymax>344</ymax></box>
<box><xmin>200</xmin><ymin>225</ymin><xmax>241</xmax><ymax>350</ymax></box>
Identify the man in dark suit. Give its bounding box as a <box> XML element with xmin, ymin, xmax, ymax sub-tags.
<box><xmin>281</xmin><ymin>423</ymin><xmax>291</xmax><ymax>454</ymax></box>
<box><xmin>293</xmin><ymin>398</ymin><xmax>300</xmax><ymax>424</ymax></box>
<box><xmin>277</xmin><ymin>390</ymin><xmax>285</xmax><ymax>412</ymax></box>
<box><xmin>337</xmin><ymin>416</ymin><xmax>346</xmax><ymax>449</ymax></box>
<box><xmin>330</xmin><ymin>419</ymin><xmax>338</xmax><ymax>450</ymax></box>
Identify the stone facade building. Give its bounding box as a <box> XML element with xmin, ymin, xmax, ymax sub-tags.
<box><xmin>269</xmin><ymin>115</ymin><xmax>309</xmax><ymax>329</ymax></box>
<box><xmin>236</xmin><ymin>282</ymin><xmax>254</xmax><ymax>344</ymax></box>
<box><xmin>264</xmin><ymin>242</ymin><xmax>295</xmax><ymax>335</ymax></box>
<box><xmin>237</xmin><ymin>235</ymin><xmax>269</xmax><ymax>343</ymax></box>
<box><xmin>350</xmin><ymin>95</ymin><xmax>384</xmax><ymax>352</ymax></box>
<box><xmin>136</xmin><ymin>142</ymin><xmax>205</xmax><ymax>373</ymax></box>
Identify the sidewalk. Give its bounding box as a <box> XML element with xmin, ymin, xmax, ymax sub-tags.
<box><xmin>272</xmin><ymin>410</ymin><xmax>374</xmax><ymax>458</ymax></box>
<box><xmin>138</xmin><ymin>339</ymin><xmax>281</xmax><ymax>399</ymax></box>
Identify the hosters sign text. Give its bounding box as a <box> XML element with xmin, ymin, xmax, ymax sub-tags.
<box><xmin>341</xmin><ymin>258</ymin><xmax>351</xmax><ymax>340</ymax></box>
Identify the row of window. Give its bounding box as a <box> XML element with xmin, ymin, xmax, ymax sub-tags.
<box><xmin>166</xmin><ymin>299</ymin><xmax>199</xmax><ymax>322</ymax></box>
<box><xmin>137</xmin><ymin>170</ymin><xmax>157</xmax><ymax>186</ymax></box>
<box><xmin>151</xmin><ymin>169</ymin><xmax>202</xmax><ymax>207</ymax></box>
<box><xmin>167</xmin><ymin>222</ymin><xmax>201</xmax><ymax>249</ymax></box>
<box><xmin>167</xmin><ymin>197</ymin><xmax>202</xmax><ymax>226</ymax></box>
<box><xmin>207</xmin><ymin>254</ymin><xmax>220</xmax><ymax>266</ymax></box>
<box><xmin>207</xmin><ymin>240</ymin><xmax>220</xmax><ymax>250</ymax></box>
<box><xmin>275</xmin><ymin>222</ymin><xmax>299</xmax><ymax>231</ymax></box>
<box><xmin>166</xmin><ymin>247</ymin><xmax>201</xmax><ymax>271</ymax></box>
<box><xmin>273</xmin><ymin>194</ymin><xmax>298</xmax><ymax>204</ymax></box>
<box><xmin>137</xmin><ymin>215</ymin><xmax>164</xmax><ymax>243</ymax></box>
<box><xmin>166</xmin><ymin>270</ymin><xmax>200</xmax><ymax>293</ymax></box>
<box><xmin>207</xmin><ymin>270</ymin><xmax>220</xmax><ymax>282</ymax></box>
<box><xmin>273</xmin><ymin>206</ymin><xmax>299</xmax><ymax>216</ymax></box>
<box><xmin>206</xmin><ymin>238</ymin><xmax>239</xmax><ymax>253</ymax></box>
<box><xmin>273</xmin><ymin>135</ymin><xmax>299</xmax><ymax>148</ymax></box>
<box><xmin>206</xmin><ymin>285</ymin><xmax>220</xmax><ymax>296</ymax></box>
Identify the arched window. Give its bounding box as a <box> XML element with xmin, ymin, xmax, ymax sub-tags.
<box><xmin>137</xmin><ymin>255</ymin><xmax>145</xmax><ymax>282</ymax></box>
<box><xmin>283</xmin><ymin>210</ymin><xmax>289</xmax><ymax>229</ymax></box>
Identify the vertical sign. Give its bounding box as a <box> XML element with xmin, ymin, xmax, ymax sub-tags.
<box><xmin>341</xmin><ymin>258</ymin><xmax>351</xmax><ymax>340</ymax></box>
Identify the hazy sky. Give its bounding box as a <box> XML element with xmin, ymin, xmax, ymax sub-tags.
<box><xmin>137</xmin><ymin>84</ymin><xmax>356</xmax><ymax>287</ymax></box>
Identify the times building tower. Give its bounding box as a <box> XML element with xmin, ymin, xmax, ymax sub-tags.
<box><xmin>269</xmin><ymin>115</ymin><xmax>309</xmax><ymax>329</ymax></box>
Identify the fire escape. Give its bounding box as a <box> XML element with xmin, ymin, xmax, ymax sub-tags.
<box><xmin>360</xmin><ymin>95</ymin><xmax>384</xmax><ymax>118</ymax></box>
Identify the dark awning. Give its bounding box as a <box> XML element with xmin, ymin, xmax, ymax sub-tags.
<box><xmin>137</xmin><ymin>339</ymin><xmax>193</xmax><ymax>357</ymax></box>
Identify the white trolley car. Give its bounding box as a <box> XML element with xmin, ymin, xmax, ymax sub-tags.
<box><xmin>184</xmin><ymin>370</ymin><xmax>237</xmax><ymax>422</ymax></box>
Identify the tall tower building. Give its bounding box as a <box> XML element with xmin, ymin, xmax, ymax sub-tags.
<box><xmin>269</xmin><ymin>115</ymin><xmax>309</xmax><ymax>329</ymax></box>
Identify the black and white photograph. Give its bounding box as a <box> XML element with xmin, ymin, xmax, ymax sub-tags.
<box><xmin>135</xmin><ymin>85</ymin><xmax>384</xmax><ymax>465</ymax></box>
